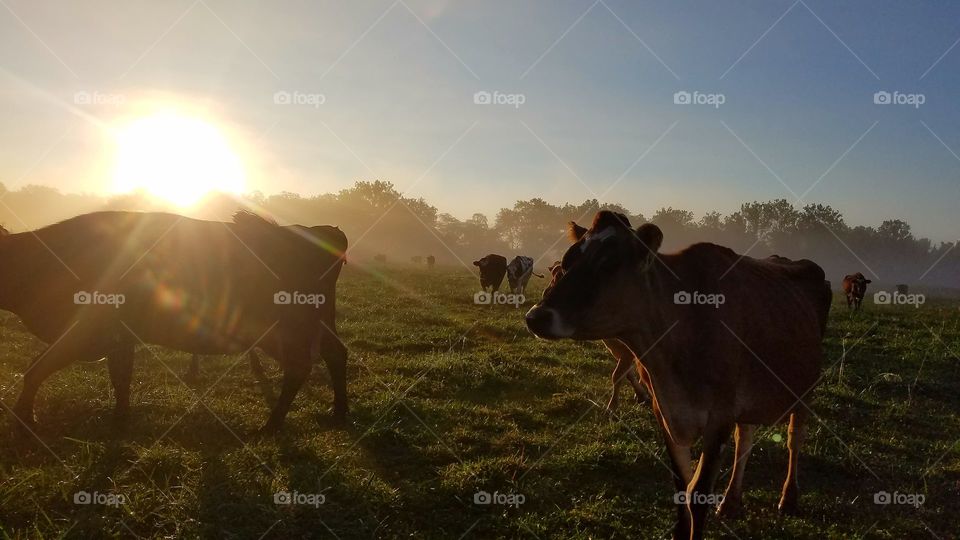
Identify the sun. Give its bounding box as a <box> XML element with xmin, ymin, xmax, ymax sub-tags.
<box><xmin>112</xmin><ymin>111</ymin><xmax>246</xmax><ymax>206</ymax></box>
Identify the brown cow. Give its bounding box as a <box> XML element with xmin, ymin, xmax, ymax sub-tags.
<box><xmin>3</xmin><ymin>210</ymin><xmax>348</xmax><ymax>437</ymax></box>
<box><xmin>526</xmin><ymin>211</ymin><xmax>829</xmax><ymax>540</ymax></box>
<box><xmin>842</xmin><ymin>272</ymin><xmax>871</xmax><ymax>310</ymax></box>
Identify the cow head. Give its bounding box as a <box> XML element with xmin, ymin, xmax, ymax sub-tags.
<box><xmin>846</xmin><ymin>272</ymin><xmax>871</xmax><ymax>295</ymax></box>
<box><xmin>526</xmin><ymin>211</ymin><xmax>662</xmax><ymax>340</ymax></box>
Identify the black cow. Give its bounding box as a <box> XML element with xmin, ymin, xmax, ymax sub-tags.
<box><xmin>473</xmin><ymin>254</ymin><xmax>507</xmax><ymax>293</ymax></box>
<box><xmin>3</xmin><ymin>210</ymin><xmax>348</xmax><ymax>436</ymax></box>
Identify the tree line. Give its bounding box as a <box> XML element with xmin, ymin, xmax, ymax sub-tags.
<box><xmin>0</xmin><ymin>180</ymin><xmax>955</xmax><ymax>291</ymax></box>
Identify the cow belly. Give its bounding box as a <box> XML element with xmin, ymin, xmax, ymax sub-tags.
<box><xmin>734</xmin><ymin>348</ymin><xmax>821</xmax><ymax>424</ymax></box>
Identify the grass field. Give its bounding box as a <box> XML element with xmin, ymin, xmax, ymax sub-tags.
<box><xmin>0</xmin><ymin>264</ymin><xmax>958</xmax><ymax>539</ymax></box>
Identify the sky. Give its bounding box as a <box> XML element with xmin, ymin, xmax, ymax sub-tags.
<box><xmin>0</xmin><ymin>0</ymin><xmax>958</xmax><ymax>242</ymax></box>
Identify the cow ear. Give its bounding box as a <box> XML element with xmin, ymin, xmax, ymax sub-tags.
<box><xmin>472</xmin><ymin>260</ymin><xmax>480</xmax><ymax>266</ymax></box>
<box><xmin>865</xmin><ymin>279</ymin><xmax>872</xmax><ymax>283</ymax></box>
<box><xmin>635</xmin><ymin>223</ymin><xmax>663</xmax><ymax>253</ymax></box>
<box><xmin>567</xmin><ymin>221</ymin><xmax>587</xmax><ymax>243</ymax></box>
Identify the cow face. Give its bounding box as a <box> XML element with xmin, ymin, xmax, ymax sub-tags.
<box><xmin>526</xmin><ymin>211</ymin><xmax>662</xmax><ymax>340</ymax></box>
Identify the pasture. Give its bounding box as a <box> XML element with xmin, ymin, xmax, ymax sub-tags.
<box><xmin>0</xmin><ymin>264</ymin><xmax>957</xmax><ymax>539</ymax></box>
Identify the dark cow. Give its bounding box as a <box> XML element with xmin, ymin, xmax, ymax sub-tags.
<box><xmin>3</xmin><ymin>210</ymin><xmax>348</xmax><ymax>437</ymax></box>
<box><xmin>896</xmin><ymin>283</ymin><xmax>909</xmax><ymax>296</ymax></box>
<box><xmin>473</xmin><ymin>254</ymin><xmax>507</xmax><ymax>293</ymax></box>
<box><xmin>547</xmin><ymin>260</ymin><xmax>649</xmax><ymax>412</ymax></box>
<box><xmin>842</xmin><ymin>272</ymin><xmax>871</xmax><ymax>310</ymax></box>
<box><xmin>506</xmin><ymin>256</ymin><xmax>543</xmax><ymax>295</ymax></box>
<box><xmin>426</xmin><ymin>255</ymin><xmax>436</xmax><ymax>269</ymax></box>
<box><xmin>526</xmin><ymin>211</ymin><xmax>829</xmax><ymax>540</ymax></box>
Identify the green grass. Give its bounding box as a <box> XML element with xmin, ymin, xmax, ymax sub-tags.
<box><xmin>0</xmin><ymin>265</ymin><xmax>958</xmax><ymax>539</ymax></box>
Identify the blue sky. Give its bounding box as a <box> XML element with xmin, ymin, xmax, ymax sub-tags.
<box><xmin>0</xmin><ymin>0</ymin><xmax>958</xmax><ymax>242</ymax></box>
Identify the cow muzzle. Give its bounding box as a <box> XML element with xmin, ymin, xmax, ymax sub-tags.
<box><xmin>525</xmin><ymin>305</ymin><xmax>574</xmax><ymax>340</ymax></box>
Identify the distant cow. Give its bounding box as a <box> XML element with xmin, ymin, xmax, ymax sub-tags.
<box><xmin>896</xmin><ymin>283</ymin><xmax>909</xmax><ymax>296</ymax></box>
<box><xmin>3</xmin><ymin>210</ymin><xmax>349</xmax><ymax>437</ymax></box>
<box><xmin>426</xmin><ymin>255</ymin><xmax>436</xmax><ymax>269</ymax></box>
<box><xmin>526</xmin><ymin>211</ymin><xmax>830</xmax><ymax>540</ymax></box>
<box><xmin>473</xmin><ymin>254</ymin><xmax>507</xmax><ymax>293</ymax></box>
<box><xmin>547</xmin><ymin>261</ymin><xmax>649</xmax><ymax>411</ymax></box>
<box><xmin>506</xmin><ymin>256</ymin><xmax>543</xmax><ymax>295</ymax></box>
<box><xmin>842</xmin><ymin>272</ymin><xmax>871</xmax><ymax>310</ymax></box>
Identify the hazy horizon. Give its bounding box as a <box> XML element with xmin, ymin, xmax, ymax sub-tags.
<box><xmin>2</xmin><ymin>1</ymin><xmax>959</xmax><ymax>243</ymax></box>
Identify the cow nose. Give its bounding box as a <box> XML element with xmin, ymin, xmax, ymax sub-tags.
<box><xmin>525</xmin><ymin>305</ymin><xmax>559</xmax><ymax>339</ymax></box>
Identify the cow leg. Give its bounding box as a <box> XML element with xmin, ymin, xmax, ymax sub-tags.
<box><xmin>12</xmin><ymin>339</ymin><xmax>100</xmax><ymax>436</ymax></box>
<box><xmin>652</xmin><ymin>405</ymin><xmax>693</xmax><ymax>540</ymax></box>
<box><xmin>717</xmin><ymin>423</ymin><xmax>757</xmax><ymax>519</ymax></box>
<box><xmin>778</xmin><ymin>412</ymin><xmax>806</xmax><ymax>514</ymax></box>
<box><xmin>107</xmin><ymin>340</ymin><xmax>135</xmax><ymax>421</ymax></box>
<box><xmin>259</xmin><ymin>347</ymin><xmax>311</xmax><ymax>434</ymax></box>
<box><xmin>248</xmin><ymin>349</ymin><xmax>267</xmax><ymax>382</ymax></box>
<box><xmin>318</xmin><ymin>332</ymin><xmax>349</xmax><ymax>424</ymax></box>
<box><xmin>626</xmin><ymin>364</ymin><xmax>649</xmax><ymax>403</ymax></box>
<box><xmin>687</xmin><ymin>423</ymin><xmax>734</xmax><ymax>540</ymax></box>
<box><xmin>605</xmin><ymin>340</ymin><xmax>633</xmax><ymax>413</ymax></box>
<box><xmin>666</xmin><ymin>436</ymin><xmax>693</xmax><ymax>540</ymax></box>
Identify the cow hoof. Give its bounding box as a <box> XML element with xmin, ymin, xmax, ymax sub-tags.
<box><xmin>716</xmin><ymin>500</ymin><xmax>743</xmax><ymax>519</ymax></box>
<box><xmin>777</xmin><ymin>499</ymin><xmax>800</xmax><ymax>516</ymax></box>
<box><xmin>10</xmin><ymin>408</ymin><xmax>38</xmax><ymax>438</ymax></box>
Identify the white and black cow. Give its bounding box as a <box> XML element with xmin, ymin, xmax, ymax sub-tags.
<box><xmin>506</xmin><ymin>256</ymin><xmax>543</xmax><ymax>295</ymax></box>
